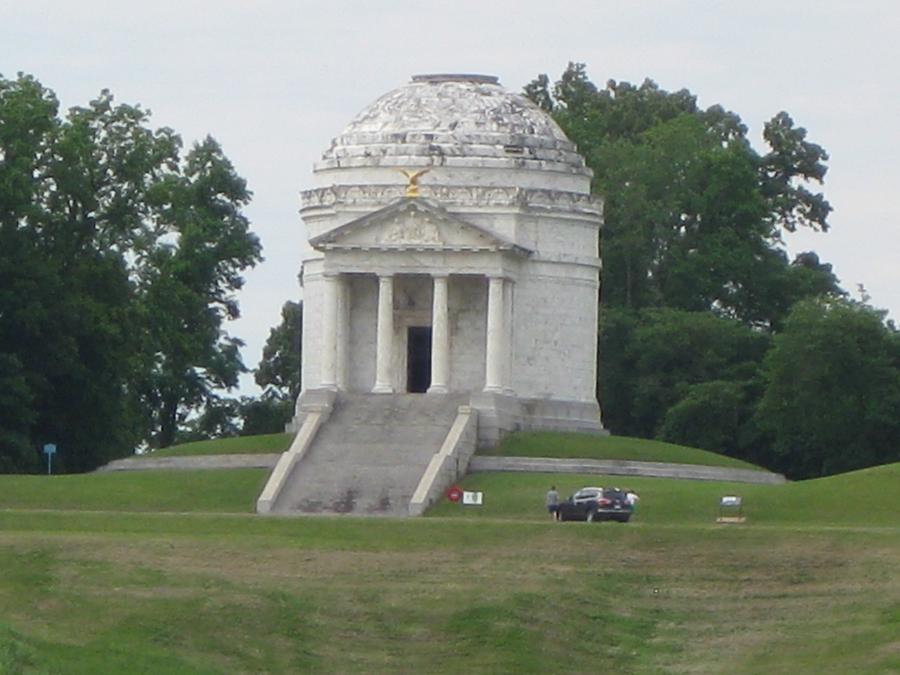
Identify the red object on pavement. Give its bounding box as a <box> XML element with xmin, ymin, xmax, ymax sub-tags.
<box><xmin>447</xmin><ymin>486</ymin><xmax>463</xmax><ymax>502</ymax></box>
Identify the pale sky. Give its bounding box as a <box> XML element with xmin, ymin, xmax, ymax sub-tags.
<box><xmin>5</xmin><ymin>1</ymin><xmax>899</xmax><ymax>394</ymax></box>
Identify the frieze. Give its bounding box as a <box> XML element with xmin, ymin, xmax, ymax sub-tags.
<box><xmin>301</xmin><ymin>185</ymin><xmax>600</xmax><ymax>213</ymax></box>
<box><xmin>379</xmin><ymin>215</ymin><xmax>443</xmax><ymax>245</ymax></box>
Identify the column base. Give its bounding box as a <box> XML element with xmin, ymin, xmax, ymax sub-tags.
<box><xmin>372</xmin><ymin>384</ymin><xmax>394</xmax><ymax>394</ymax></box>
<box><xmin>427</xmin><ymin>384</ymin><xmax>449</xmax><ymax>394</ymax></box>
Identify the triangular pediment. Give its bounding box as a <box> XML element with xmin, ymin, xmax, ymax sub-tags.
<box><xmin>309</xmin><ymin>198</ymin><xmax>530</xmax><ymax>255</ymax></box>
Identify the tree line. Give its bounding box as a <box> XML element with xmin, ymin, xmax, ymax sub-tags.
<box><xmin>525</xmin><ymin>64</ymin><xmax>900</xmax><ymax>479</ymax></box>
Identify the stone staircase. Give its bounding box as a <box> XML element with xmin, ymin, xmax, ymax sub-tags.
<box><xmin>269</xmin><ymin>393</ymin><xmax>466</xmax><ymax>516</ymax></box>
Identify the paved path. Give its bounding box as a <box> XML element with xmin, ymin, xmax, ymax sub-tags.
<box><xmin>96</xmin><ymin>454</ymin><xmax>281</xmax><ymax>471</ymax></box>
<box><xmin>468</xmin><ymin>457</ymin><xmax>786</xmax><ymax>484</ymax></box>
<box><xmin>97</xmin><ymin>452</ymin><xmax>786</xmax><ymax>485</ymax></box>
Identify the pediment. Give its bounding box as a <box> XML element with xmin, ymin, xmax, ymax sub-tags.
<box><xmin>309</xmin><ymin>198</ymin><xmax>530</xmax><ymax>255</ymax></box>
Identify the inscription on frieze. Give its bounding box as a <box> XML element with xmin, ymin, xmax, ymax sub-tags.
<box><xmin>300</xmin><ymin>185</ymin><xmax>600</xmax><ymax>214</ymax></box>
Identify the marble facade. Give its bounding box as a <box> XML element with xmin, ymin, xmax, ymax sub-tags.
<box><xmin>291</xmin><ymin>74</ymin><xmax>606</xmax><ymax>443</ymax></box>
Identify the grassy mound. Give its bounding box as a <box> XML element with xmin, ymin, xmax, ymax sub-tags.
<box><xmin>149</xmin><ymin>432</ymin><xmax>293</xmax><ymax>457</ymax></box>
<box><xmin>484</xmin><ymin>431</ymin><xmax>759</xmax><ymax>469</ymax></box>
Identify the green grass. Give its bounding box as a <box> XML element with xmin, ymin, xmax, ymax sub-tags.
<box><xmin>484</xmin><ymin>431</ymin><xmax>759</xmax><ymax>469</ymax></box>
<box><xmin>0</xmin><ymin>469</ymin><xmax>268</xmax><ymax>513</ymax></box>
<box><xmin>0</xmin><ymin>453</ymin><xmax>897</xmax><ymax>672</ymax></box>
<box><xmin>429</xmin><ymin>462</ymin><xmax>900</xmax><ymax>528</ymax></box>
<box><xmin>0</xmin><ymin>506</ymin><xmax>896</xmax><ymax>673</ymax></box>
<box><xmin>149</xmin><ymin>433</ymin><xmax>293</xmax><ymax>457</ymax></box>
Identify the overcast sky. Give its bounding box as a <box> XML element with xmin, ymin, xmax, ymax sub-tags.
<box><xmin>5</xmin><ymin>1</ymin><xmax>899</xmax><ymax>394</ymax></box>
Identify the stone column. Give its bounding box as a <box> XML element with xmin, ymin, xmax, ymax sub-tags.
<box><xmin>484</xmin><ymin>275</ymin><xmax>505</xmax><ymax>393</ymax></box>
<box><xmin>503</xmin><ymin>279</ymin><xmax>515</xmax><ymax>395</ymax></box>
<box><xmin>336</xmin><ymin>278</ymin><xmax>350</xmax><ymax>389</ymax></box>
<box><xmin>372</xmin><ymin>273</ymin><xmax>395</xmax><ymax>393</ymax></box>
<box><xmin>320</xmin><ymin>273</ymin><xmax>340</xmax><ymax>390</ymax></box>
<box><xmin>428</xmin><ymin>274</ymin><xmax>450</xmax><ymax>393</ymax></box>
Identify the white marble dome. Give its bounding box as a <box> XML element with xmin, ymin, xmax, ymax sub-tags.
<box><xmin>316</xmin><ymin>74</ymin><xmax>591</xmax><ymax>177</ymax></box>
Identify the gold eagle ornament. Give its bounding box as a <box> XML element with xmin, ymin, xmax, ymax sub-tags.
<box><xmin>399</xmin><ymin>168</ymin><xmax>431</xmax><ymax>197</ymax></box>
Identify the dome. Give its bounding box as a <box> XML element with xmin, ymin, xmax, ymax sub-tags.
<box><xmin>316</xmin><ymin>74</ymin><xmax>591</xmax><ymax>176</ymax></box>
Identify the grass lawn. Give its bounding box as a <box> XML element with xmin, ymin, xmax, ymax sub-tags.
<box><xmin>148</xmin><ymin>433</ymin><xmax>294</xmax><ymax>458</ymax></box>
<box><xmin>430</xmin><ymin>462</ymin><xmax>900</xmax><ymax>528</ymax></box>
<box><xmin>0</xmin><ymin>469</ymin><xmax>268</xmax><ymax>513</ymax></box>
<box><xmin>484</xmin><ymin>431</ymin><xmax>759</xmax><ymax>469</ymax></box>
<box><xmin>0</xmin><ymin>463</ymin><xmax>897</xmax><ymax>673</ymax></box>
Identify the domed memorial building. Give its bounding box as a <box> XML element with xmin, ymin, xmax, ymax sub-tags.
<box><xmin>258</xmin><ymin>74</ymin><xmax>605</xmax><ymax>516</ymax></box>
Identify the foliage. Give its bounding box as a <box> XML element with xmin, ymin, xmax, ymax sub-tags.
<box><xmin>255</xmin><ymin>300</ymin><xmax>302</xmax><ymax>400</ymax></box>
<box><xmin>757</xmin><ymin>298</ymin><xmax>900</xmax><ymax>478</ymax></box>
<box><xmin>239</xmin><ymin>395</ymin><xmax>294</xmax><ymax>436</ymax></box>
<box><xmin>0</xmin><ymin>72</ymin><xmax>260</xmax><ymax>469</ymax></box>
<box><xmin>525</xmin><ymin>64</ymin><xmax>840</xmax><ymax>324</ymax></box>
<box><xmin>598</xmin><ymin>307</ymin><xmax>770</xmax><ymax>443</ymax></box>
<box><xmin>658</xmin><ymin>380</ymin><xmax>760</xmax><ymax>460</ymax></box>
<box><xmin>522</xmin><ymin>64</ymin><xmax>894</xmax><ymax>477</ymax></box>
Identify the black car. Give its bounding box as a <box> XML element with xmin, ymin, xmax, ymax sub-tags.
<box><xmin>557</xmin><ymin>487</ymin><xmax>632</xmax><ymax>523</ymax></box>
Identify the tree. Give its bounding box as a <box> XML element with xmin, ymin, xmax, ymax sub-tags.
<box><xmin>245</xmin><ymin>300</ymin><xmax>304</xmax><ymax>435</ymax></box>
<box><xmin>527</xmin><ymin>65</ymin><xmax>846</xmax><ymax>468</ymax></box>
<box><xmin>756</xmin><ymin>299</ymin><xmax>900</xmax><ymax>478</ymax></box>
<box><xmin>0</xmin><ymin>354</ymin><xmax>35</xmax><ymax>472</ymax></box>
<box><xmin>525</xmin><ymin>63</ymin><xmax>836</xmax><ymax>327</ymax></box>
<box><xmin>600</xmin><ymin>307</ymin><xmax>770</xmax><ymax>441</ymax></box>
<box><xmin>0</xmin><ymin>72</ymin><xmax>260</xmax><ymax>468</ymax></box>
<box><xmin>136</xmin><ymin>137</ymin><xmax>261</xmax><ymax>448</ymax></box>
<box><xmin>255</xmin><ymin>300</ymin><xmax>303</xmax><ymax>401</ymax></box>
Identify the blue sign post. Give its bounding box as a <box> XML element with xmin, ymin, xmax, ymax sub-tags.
<box><xmin>43</xmin><ymin>443</ymin><xmax>56</xmax><ymax>475</ymax></box>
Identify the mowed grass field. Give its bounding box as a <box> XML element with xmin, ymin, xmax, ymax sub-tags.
<box><xmin>0</xmin><ymin>441</ymin><xmax>897</xmax><ymax>673</ymax></box>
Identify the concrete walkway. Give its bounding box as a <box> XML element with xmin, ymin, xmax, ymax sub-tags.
<box><xmin>97</xmin><ymin>454</ymin><xmax>281</xmax><ymax>472</ymax></box>
<box><xmin>97</xmin><ymin>452</ymin><xmax>785</xmax><ymax>485</ymax></box>
<box><xmin>468</xmin><ymin>457</ymin><xmax>786</xmax><ymax>484</ymax></box>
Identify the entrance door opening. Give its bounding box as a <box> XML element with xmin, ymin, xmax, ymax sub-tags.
<box><xmin>407</xmin><ymin>326</ymin><xmax>432</xmax><ymax>393</ymax></box>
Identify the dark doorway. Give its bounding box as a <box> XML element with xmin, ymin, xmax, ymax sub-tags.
<box><xmin>407</xmin><ymin>326</ymin><xmax>432</xmax><ymax>393</ymax></box>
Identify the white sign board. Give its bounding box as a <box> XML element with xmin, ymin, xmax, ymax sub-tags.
<box><xmin>462</xmin><ymin>491</ymin><xmax>483</xmax><ymax>505</ymax></box>
<box><xmin>720</xmin><ymin>496</ymin><xmax>742</xmax><ymax>507</ymax></box>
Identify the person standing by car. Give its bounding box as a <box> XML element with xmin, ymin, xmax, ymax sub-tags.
<box><xmin>545</xmin><ymin>485</ymin><xmax>560</xmax><ymax>521</ymax></box>
<box><xmin>625</xmin><ymin>489</ymin><xmax>640</xmax><ymax>514</ymax></box>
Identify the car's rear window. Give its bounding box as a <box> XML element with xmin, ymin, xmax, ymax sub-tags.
<box><xmin>575</xmin><ymin>489</ymin><xmax>601</xmax><ymax>498</ymax></box>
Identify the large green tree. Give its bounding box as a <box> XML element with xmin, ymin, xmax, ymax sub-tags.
<box><xmin>526</xmin><ymin>65</ymin><xmax>845</xmax><ymax>463</ymax></box>
<box><xmin>756</xmin><ymin>299</ymin><xmax>900</xmax><ymax>478</ymax></box>
<box><xmin>0</xmin><ymin>73</ymin><xmax>260</xmax><ymax>468</ymax></box>
<box><xmin>526</xmin><ymin>64</ymin><xmax>837</xmax><ymax>326</ymax></box>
